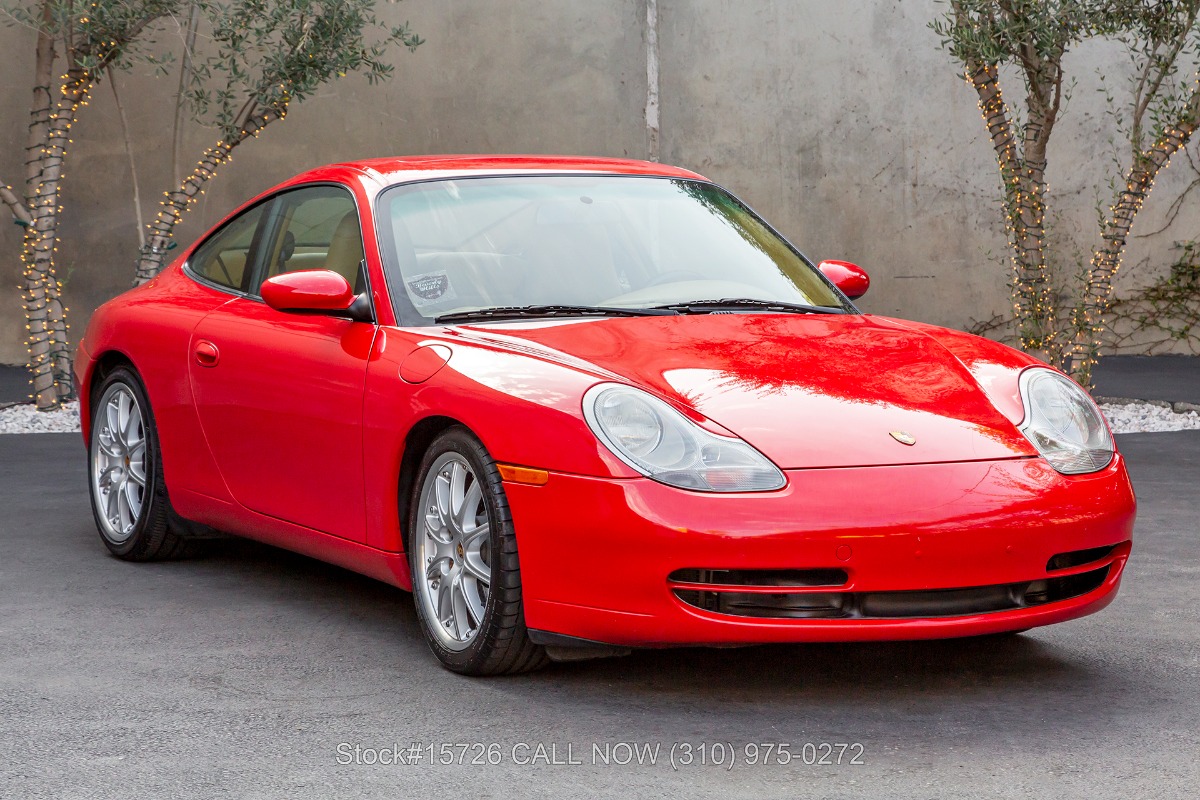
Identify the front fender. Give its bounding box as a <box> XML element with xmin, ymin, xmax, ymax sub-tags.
<box><xmin>361</xmin><ymin>328</ymin><xmax>635</xmax><ymax>553</ymax></box>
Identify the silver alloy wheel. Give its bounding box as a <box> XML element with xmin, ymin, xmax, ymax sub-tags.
<box><xmin>91</xmin><ymin>383</ymin><xmax>148</xmax><ymax>544</ymax></box>
<box><xmin>415</xmin><ymin>453</ymin><xmax>492</xmax><ymax>651</ymax></box>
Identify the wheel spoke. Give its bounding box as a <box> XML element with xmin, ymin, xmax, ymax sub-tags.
<box><xmin>461</xmin><ymin>534</ymin><xmax>491</xmax><ymax>585</ymax></box>
<box><xmin>127</xmin><ymin>458</ymin><xmax>146</xmax><ymax>487</ymax></box>
<box><xmin>424</xmin><ymin>556</ymin><xmax>449</xmax><ymax>581</ymax></box>
<box><xmin>461</xmin><ymin>521</ymin><xmax>489</xmax><ymax>550</ymax></box>
<box><xmin>104</xmin><ymin>476</ymin><xmax>121</xmax><ymax>522</ymax></box>
<box><xmin>456</xmin><ymin>479</ymin><xmax>482</xmax><ymax>532</ymax></box>
<box><xmin>124</xmin><ymin>477</ymin><xmax>143</xmax><ymax>522</ymax></box>
<box><xmin>436</xmin><ymin>571</ymin><xmax>454</xmax><ymax>632</ymax></box>
<box><xmin>450</xmin><ymin>575</ymin><xmax>472</xmax><ymax>638</ymax></box>
<box><xmin>98</xmin><ymin>432</ymin><xmax>122</xmax><ymax>459</ymax></box>
<box><xmin>123</xmin><ymin>401</ymin><xmax>141</xmax><ymax>447</ymax></box>
<box><xmin>116</xmin><ymin>391</ymin><xmax>133</xmax><ymax>447</ymax></box>
<box><xmin>97</xmin><ymin>465</ymin><xmax>119</xmax><ymax>489</ymax></box>
<box><xmin>115</xmin><ymin>478</ymin><xmax>132</xmax><ymax>532</ymax></box>
<box><xmin>434</xmin><ymin>471</ymin><xmax>454</xmax><ymax>533</ymax></box>
<box><xmin>105</xmin><ymin>399</ymin><xmax>122</xmax><ymax>447</ymax></box>
<box><xmin>448</xmin><ymin>462</ymin><xmax>467</xmax><ymax>532</ymax></box>
<box><xmin>461</xmin><ymin>577</ymin><xmax>486</xmax><ymax>627</ymax></box>
<box><xmin>424</xmin><ymin>508</ymin><xmax>448</xmax><ymax>542</ymax></box>
<box><xmin>462</xmin><ymin>554</ymin><xmax>490</xmax><ymax>587</ymax></box>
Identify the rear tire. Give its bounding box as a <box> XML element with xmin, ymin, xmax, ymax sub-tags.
<box><xmin>87</xmin><ymin>367</ymin><xmax>188</xmax><ymax>561</ymax></box>
<box><xmin>406</xmin><ymin>426</ymin><xmax>548</xmax><ymax>675</ymax></box>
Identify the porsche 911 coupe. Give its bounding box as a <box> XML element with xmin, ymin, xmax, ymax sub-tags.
<box><xmin>76</xmin><ymin>156</ymin><xmax>1135</xmax><ymax>675</ymax></box>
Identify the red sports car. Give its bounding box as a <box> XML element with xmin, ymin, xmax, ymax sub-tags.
<box><xmin>76</xmin><ymin>156</ymin><xmax>1135</xmax><ymax>675</ymax></box>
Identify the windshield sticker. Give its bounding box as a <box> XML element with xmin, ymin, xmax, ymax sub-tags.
<box><xmin>406</xmin><ymin>271</ymin><xmax>456</xmax><ymax>306</ymax></box>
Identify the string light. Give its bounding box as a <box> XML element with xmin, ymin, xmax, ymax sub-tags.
<box><xmin>136</xmin><ymin>103</ymin><xmax>289</xmax><ymax>284</ymax></box>
<box><xmin>22</xmin><ymin>70</ymin><xmax>92</xmax><ymax>410</ymax></box>
<box><xmin>963</xmin><ymin>62</ymin><xmax>1199</xmax><ymax>382</ymax></box>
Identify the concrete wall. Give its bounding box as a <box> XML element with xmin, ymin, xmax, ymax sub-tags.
<box><xmin>1</xmin><ymin>0</ymin><xmax>1196</xmax><ymax>365</ymax></box>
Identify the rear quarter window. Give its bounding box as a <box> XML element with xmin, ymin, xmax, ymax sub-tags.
<box><xmin>188</xmin><ymin>203</ymin><xmax>268</xmax><ymax>292</ymax></box>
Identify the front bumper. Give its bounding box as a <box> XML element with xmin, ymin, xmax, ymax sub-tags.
<box><xmin>506</xmin><ymin>455</ymin><xmax>1135</xmax><ymax>647</ymax></box>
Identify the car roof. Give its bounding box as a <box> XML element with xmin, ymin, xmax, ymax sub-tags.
<box><xmin>295</xmin><ymin>154</ymin><xmax>707</xmax><ymax>185</ymax></box>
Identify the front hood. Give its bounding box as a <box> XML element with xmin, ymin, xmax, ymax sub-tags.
<box><xmin>449</xmin><ymin>314</ymin><xmax>1038</xmax><ymax>469</ymax></box>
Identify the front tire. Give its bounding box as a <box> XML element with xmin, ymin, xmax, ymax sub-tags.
<box><xmin>88</xmin><ymin>367</ymin><xmax>187</xmax><ymax>561</ymax></box>
<box><xmin>407</xmin><ymin>427</ymin><xmax>547</xmax><ymax>675</ymax></box>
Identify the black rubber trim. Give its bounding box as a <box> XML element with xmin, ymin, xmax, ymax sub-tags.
<box><xmin>527</xmin><ymin>629</ymin><xmax>623</xmax><ymax>650</ymax></box>
<box><xmin>668</xmin><ymin>567</ymin><xmax>848</xmax><ymax>588</ymax></box>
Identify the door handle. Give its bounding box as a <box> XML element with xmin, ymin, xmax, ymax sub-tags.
<box><xmin>194</xmin><ymin>340</ymin><xmax>220</xmax><ymax>367</ymax></box>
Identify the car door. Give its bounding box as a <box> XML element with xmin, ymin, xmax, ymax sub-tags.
<box><xmin>187</xmin><ymin>184</ymin><xmax>376</xmax><ymax>542</ymax></box>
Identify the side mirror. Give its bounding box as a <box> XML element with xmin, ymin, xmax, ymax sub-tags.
<box><xmin>817</xmin><ymin>260</ymin><xmax>870</xmax><ymax>300</ymax></box>
<box><xmin>261</xmin><ymin>269</ymin><xmax>355</xmax><ymax>313</ymax></box>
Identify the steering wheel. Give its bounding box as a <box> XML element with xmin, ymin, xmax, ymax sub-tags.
<box><xmin>644</xmin><ymin>269</ymin><xmax>705</xmax><ymax>288</ymax></box>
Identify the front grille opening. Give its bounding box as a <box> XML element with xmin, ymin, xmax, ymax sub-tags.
<box><xmin>1046</xmin><ymin>544</ymin><xmax>1118</xmax><ymax>572</ymax></box>
<box><xmin>668</xmin><ymin>568</ymin><xmax>848</xmax><ymax>588</ymax></box>
<box><xmin>1022</xmin><ymin>567</ymin><xmax>1109</xmax><ymax>605</ymax></box>
<box><xmin>674</xmin><ymin>565</ymin><xmax>1110</xmax><ymax>620</ymax></box>
<box><xmin>675</xmin><ymin>589</ymin><xmax>848</xmax><ymax>619</ymax></box>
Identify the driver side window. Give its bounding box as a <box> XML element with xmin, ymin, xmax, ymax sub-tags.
<box><xmin>257</xmin><ymin>186</ymin><xmax>366</xmax><ymax>294</ymax></box>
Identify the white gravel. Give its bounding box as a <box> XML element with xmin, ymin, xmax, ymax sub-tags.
<box><xmin>1098</xmin><ymin>401</ymin><xmax>1200</xmax><ymax>434</ymax></box>
<box><xmin>0</xmin><ymin>400</ymin><xmax>81</xmax><ymax>434</ymax></box>
<box><xmin>1</xmin><ymin>399</ymin><xmax>1198</xmax><ymax>435</ymax></box>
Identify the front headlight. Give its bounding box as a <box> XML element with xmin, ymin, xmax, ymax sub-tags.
<box><xmin>1018</xmin><ymin>368</ymin><xmax>1114</xmax><ymax>474</ymax></box>
<box><xmin>582</xmin><ymin>384</ymin><xmax>786</xmax><ymax>492</ymax></box>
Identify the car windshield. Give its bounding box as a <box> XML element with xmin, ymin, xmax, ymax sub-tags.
<box><xmin>375</xmin><ymin>175</ymin><xmax>851</xmax><ymax>324</ymax></box>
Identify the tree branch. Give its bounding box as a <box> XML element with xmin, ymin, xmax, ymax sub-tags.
<box><xmin>171</xmin><ymin>2</ymin><xmax>200</xmax><ymax>188</ymax></box>
<box><xmin>107</xmin><ymin>67</ymin><xmax>145</xmax><ymax>249</ymax></box>
<box><xmin>0</xmin><ymin>180</ymin><xmax>33</xmax><ymax>226</ymax></box>
<box><xmin>1131</xmin><ymin>6</ymin><xmax>1198</xmax><ymax>154</ymax></box>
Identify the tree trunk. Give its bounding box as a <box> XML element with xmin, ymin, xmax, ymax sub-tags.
<box><xmin>17</xmin><ymin>5</ymin><xmax>170</xmax><ymax>408</ymax></box>
<box><xmin>25</xmin><ymin>1</ymin><xmax>55</xmax><ymax>194</ymax></box>
<box><xmin>134</xmin><ymin>106</ymin><xmax>285</xmax><ymax>283</ymax></box>
<box><xmin>964</xmin><ymin>63</ymin><xmax>1055</xmax><ymax>358</ymax></box>
<box><xmin>20</xmin><ymin>1</ymin><xmax>60</xmax><ymax>408</ymax></box>
<box><xmin>24</xmin><ymin>69</ymin><xmax>92</xmax><ymax>410</ymax></box>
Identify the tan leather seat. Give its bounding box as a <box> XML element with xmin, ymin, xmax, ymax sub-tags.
<box><xmin>324</xmin><ymin>211</ymin><xmax>365</xmax><ymax>290</ymax></box>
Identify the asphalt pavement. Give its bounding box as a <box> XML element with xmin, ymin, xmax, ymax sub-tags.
<box><xmin>1090</xmin><ymin>354</ymin><xmax>1200</xmax><ymax>405</ymax></box>
<box><xmin>0</xmin><ymin>430</ymin><xmax>1197</xmax><ymax>799</ymax></box>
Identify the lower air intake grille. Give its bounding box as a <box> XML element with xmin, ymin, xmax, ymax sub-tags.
<box><xmin>1046</xmin><ymin>544</ymin><xmax>1117</xmax><ymax>572</ymax></box>
<box><xmin>674</xmin><ymin>565</ymin><xmax>1110</xmax><ymax>620</ymax></box>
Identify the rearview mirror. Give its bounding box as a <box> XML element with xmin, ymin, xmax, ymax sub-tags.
<box><xmin>261</xmin><ymin>269</ymin><xmax>355</xmax><ymax>313</ymax></box>
<box><xmin>817</xmin><ymin>260</ymin><xmax>870</xmax><ymax>300</ymax></box>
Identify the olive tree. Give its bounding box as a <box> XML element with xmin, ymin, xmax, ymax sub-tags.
<box><xmin>933</xmin><ymin>0</ymin><xmax>1200</xmax><ymax>385</ymax></box>
<box><xmin>3</xmin><ymin>0</ymin><xmax>420</xmax><ymax>409</ymax></box>
<box><xmin>132</xmin><ymin>0</ymin><xmax>422</xmax><ymax>283</ymax></box>
<box><xmin>2</xmin><ymin>0</ymin><xmax>179</xmax><ymax>410</ymax></box>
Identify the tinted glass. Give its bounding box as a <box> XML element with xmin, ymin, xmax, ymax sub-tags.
<box><xmin>189</xmin><ymin>203</ymin><xmax>267</xmax><ymax>292</ymax></box>
<box><xmin>258</xmin><ymin>185</ymin><xmax>365</xmax><ymax>293</ymax></box>
<box><xmin>375</xmin><ymin>176</ymin><xmax>849</xmax><ymax>323</ymax></box>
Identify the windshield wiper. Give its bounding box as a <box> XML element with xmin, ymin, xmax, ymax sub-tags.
<box><xmin>435</xmin><ymin>304</ymin><xmax>678</xmax><ymax>324</ymax></box>
<box><xmin>654</xmin><ymin>298</ymin><xmax>846</xmax><ymax>315</ymax></box>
